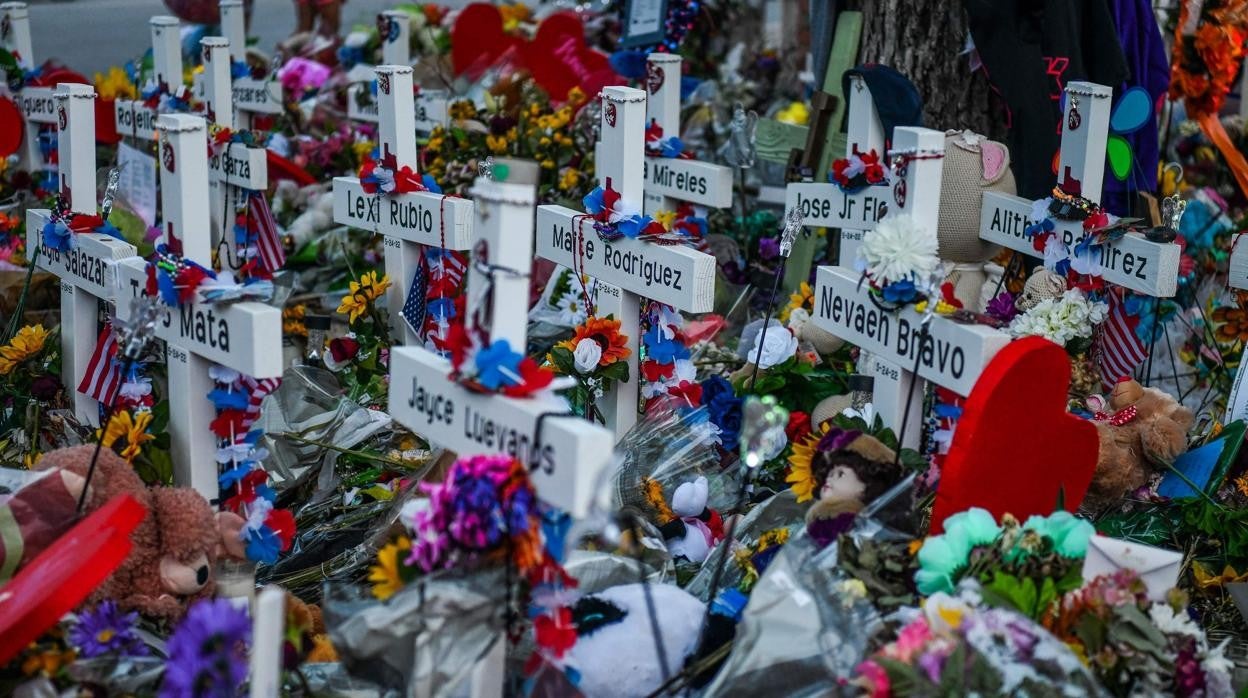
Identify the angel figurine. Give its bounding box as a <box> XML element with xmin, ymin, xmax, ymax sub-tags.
<box><xmin>718</xmin><ymin>102</ymin><xmax>757</xmax><ymax>169</ymax></box>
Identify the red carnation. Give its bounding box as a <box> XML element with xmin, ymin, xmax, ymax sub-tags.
<box><xmin>786</xmin><ymin>411</ymin><xmax>811</xmax><ymax>442</ymax></box>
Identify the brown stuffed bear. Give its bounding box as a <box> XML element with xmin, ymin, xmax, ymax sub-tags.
<box><xmin>1087</xmin><ymin>378</ymin><xmax>1194</xmax><ymax>509</ymax></box>
<box><xmin>27</xmin><ymin>445</ymin><xmax>246</xmax><ymax>619</ymax></box>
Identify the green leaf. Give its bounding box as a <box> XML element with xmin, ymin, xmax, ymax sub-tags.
<box><xmin>981</xmin><ymin>571</ymin><xmax>1040</xmax><ymax>618</ymax></box>
<box><xmin>550</xmin><ymin>346</ymin><xmax>576</xmax><ymax>375</ymax></box>
<box><xmin>600</xmin><ymin>360</ymin><xmax>629</xmax><ymax>382</ymax></box>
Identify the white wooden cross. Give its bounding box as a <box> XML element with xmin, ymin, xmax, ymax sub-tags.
<box><xmin>0</xmin><ymin>2</ymin><xmax>54</xmax><ymax>176</ymax></box>
<box><xmin>806</xmin><ymin>127</ymin><xmax>1012</xmax><ymax>447</ymax></box>
<box><xmin>192</xmin><ymin>0</ymin><xmax>245</xmax><ymax>101</ymax></box>
<box><xmin>201</xmin><ymin>36</ymin><xmax>268</xmax><ymax>250</ymax></box>
<box><xmin>224</xmin><ymin>0</ymin><xmax>282</xmax><ymax>130</ymax></box>
<box><xmin>113</xmin><ymin>114</ymin><xmax>282</xmax><ymax>500</ymax></box>
<box><xmin>388</xmin><ymin>164</ymin><xmax>615</xmax><ymax>518</ymax></box>
<box><xmin>332</xmin><ymin>64</ymin><xmax>473</xmax><ymax>345</ymax></box>
<box><xmin>114</xmin><ymin>16</ymin><xmax>184</xmax><ymax>142</ymax></box>
<box><xmin>346</xmin><ymin>10</ymin><xmax>448</xmax><ymax>137</ymax></box>
<box><xmin>784</xmin><ymin>72</ymin><xmax>887</xmax><ymax>267</ymax></box>
<box><xmin>640</xmin><ymin>53</ymin><xmax>733</xmax><ymax>215</ymax></box>
<box><xmin>536</xmin><ymin>86</ymin><xmax>717</xmax><ymax>439</ymax></box>
<box><xmin>978</xmin><ymin>82</ymin><xmax>1181</xmax><ymax>297</ymax></box>
<box><xmin>24</xmin><ymin>83</ymin><xmax>137</xmax><ymax>425</ymax></box>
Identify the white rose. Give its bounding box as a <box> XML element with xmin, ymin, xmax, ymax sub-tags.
<box><xmin>572</xmin><ymin>338</ymin><xmax>602</xmax><ymax>374</ymax></box>
<box><xmin>746</xmin><ymin>320</ymin><xmax>799</xmax><ymax>369</ymax></box>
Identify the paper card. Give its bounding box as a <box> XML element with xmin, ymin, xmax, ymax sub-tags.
<box><xmin>535</xmin><ymin>204</ymin><xmax>716</xmax><ymax>313</ymax></box>
<box><xmin>785</xmin><ymin>182</ymin><xmax>889</xmax><ymax>229</ymax></box>
<box><xmin>811</xmin><ymin>266</ymin><xmax>1011</xmax><ymax>395</ymax></box>
<box><xmin>620</xmin><ymin>0</ymin><xmax>668</xmax><ymax>47</ymax></box>
<box><xmin>117</xmin><ymin>142</ymin><xmax>158</xmax><ymax>226</ymax></box>
<box><xmin>979</xmin><ymin>191</ymin><xmax>1180</xmax><ymax>297</ymax></box>
<box><xmin>388</xmin><ymin>346</ymin><xmax>616</xmax><ymax>517</ymax></box>
<box><xmin>1082</xmin><ymin>535</ymin><xmax>1182</xmax><ymax>602</ymax></box>
<box><xmin>25</xmin><ymin>211</ymin><xmax>137</xmax><ymax>299</ymax></box>
<box><xmin>643</xmin><ymin>157</ymin><xmax>734</xmax><ymax>209</ymax></box>
<box><xmin>18</xmin><ymin>86</ymin><xmax>56</xmax><ymax>125</ymax></box>
<box><xmin>331</xmin><ymin>177</ymin><xmax>474</xmax><ymax>249</ymax></box>
<box><xmin>113</xmin><ymin>258</ymin><xmax>283</xmax><ymax>378</ymax></box>
<box><xmin>232</xmin><ymin>77</ymin><xmax>282</xmax><ymax>115</ymax></box>
<box><xmin>113</xmin><ymin>100</ymin><xmax>158</xmax><ymax>140</ymax></box>
<box><xmin>1157</xmin><ymin>421</ymin><xmax>1246</xmax><ymax>498</ymax></box>
<box><xmin>208</xmin><ymin>142</ymin><xmax>267</xmax><ymax>190</ymax></box>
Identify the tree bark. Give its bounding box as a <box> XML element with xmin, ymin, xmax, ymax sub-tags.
<box><xmin>852</xmin><ymin>0</ymin><xmax>1005</xmax><ymax>140</ymax></box>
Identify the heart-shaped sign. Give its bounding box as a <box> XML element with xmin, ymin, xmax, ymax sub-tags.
<box><xmin>929</xmin><ymin>337</ymin><xmax>1099</xmax><ymax>533</ymax></box>
<box><xmin>451</xmin><ymin>4</ymin><xmax>522</xmax><ymax>79</ymax></box>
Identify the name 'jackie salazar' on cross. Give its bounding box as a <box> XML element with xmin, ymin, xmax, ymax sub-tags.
<box><xmin>549</xmin><ymin>222</ymin><xmax>684</xmax><ymax>290</ymax></box>
<box><xmin>405</xmin><ymin>375</ymin><xmax>557</xmax><ymax>475</ymax></box>
<box><xmin>645</xmin><ymin>159</ymin><xmax>709</xmax><ymax>196</ymax></box>
<box><xmin>985</xmin><ymin>203</ymin><xmax>1152</xmax><ymax>281</ymax></box>
<box><xmin>343</xmin><ymin>187</ymin><xmax>437</xmax><ymax>232</ymax></box>
<box><xmin>818</xmin><ymin>287</ymin><xmax>969</xmax><ymax>380</ymax></box>
<box><xmin>43</xmin><ymin>246</ymin><xmax>107</xmax><ymax>288</ymax></box>
<box><xmin>125</xmin><ymin>276</ymin><xmax>232</xmax><ymax>350</ymax></box>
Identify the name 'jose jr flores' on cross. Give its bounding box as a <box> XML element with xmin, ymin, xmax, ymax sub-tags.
<box><xmin>548</xmin><ymin>220</ymin><xmax>685</xmax><ymax>290</ymax></box>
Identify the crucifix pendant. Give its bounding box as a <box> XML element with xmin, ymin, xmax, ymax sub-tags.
<box><xmin>1067</xmin><ymin>94</ymin><xmax>1081</xmax><ymax>131</ymax></box>
<box><xmin>892</xmin><ymin>156</ymin><xmax>908</xmax><ymax>208</ymax></box>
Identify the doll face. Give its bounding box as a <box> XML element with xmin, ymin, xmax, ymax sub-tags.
<box><xmin>820</xmin><ymin>465</ymin><xmax>866</xmax><ymax>503</ymax></box>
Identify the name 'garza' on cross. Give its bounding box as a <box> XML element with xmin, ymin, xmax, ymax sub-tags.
<box><xmin>113</xmin><ymin>114</ymin><xmax>282</xmax><ymax>501</ymax></box>
<box><xmin>25</xmin><ymin>83</ymin><xmax>137</xmax><ymax>426</ymax></box>
<box><xmin>388</xmin><ymin>161</ymin><xmax>616</xmax><ymax>518</ymax></box>
<box><xmin>332</xmin><ymin>64</ymin><xmax>473</xmax><ymax>346</ymax></box>
<box><xmin>536</xmin><ymin>86</ymin><xmax>717</xmax><ymax>439</ymax></box>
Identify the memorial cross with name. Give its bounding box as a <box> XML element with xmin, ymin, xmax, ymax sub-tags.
<box><xmin>388</xmin><ymin>164</ymin><xmax>615</xmax><ymax>517</ymax></box>
<box><xmin>224</xmin><ymin>0</ymin><xmax>282</xmax><ymax>130</ymax></box>
<box><xmin>192</xmin><ymin>0</ymin><xmax>246</xmax><ymax>101</ymax></box>
<box><xmin>114</xmin><ymin>16</ymin><xmax>185</xmax><ymax>142</ymax></box>
<box><xmin>114</xmin><ymin>114</ymin><xmax>282</xmax><ymax>500</ymax></box>
<box><xmin>332</xmin><ymin>64</ymin><xmax>473</xmax><ymax>345</ymax></box>
<box><xmin>536</xmin><ymin>86</ymin><xmax>717</xmax><ymax>439</ymax></box>
<box><xmin>25</xmin><ymin>83</ymin><xmax>138</xmax><ymax>425</ymax></box>
<box><xmin>346</xmin><ymin>11</ymin><xmax>448</xmax><ymax>136</ymax></box>
<box><xmin>807</xmin><ymin>126</ymin><xmax>1012</xmax><ymax>448</ymax></box>
<box><xmin>0</xmin><ymin>2</ymin><xmax>54</xmax><ymax>178</ymax></box>
<box><xmin>1218</xmin><ymin>213</ymin><xmax>1248</xmax><ymax>423</ymax></box>
<box><xmin>201</xmin><ymin>36</ymin><xmax>269</xmax><ymax>252</ymax></box>
<box><xmin>978</xmin><ymin>82</ymin><xmax>1181</xmax><ymax>298</ymax></box>
<box><xmin>640</xmin><ymin>53</ymin><xmax>734</xmax><ymax>216</ymax></box>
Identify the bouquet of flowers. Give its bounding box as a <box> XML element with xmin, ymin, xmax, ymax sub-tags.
<box><xmin>1008</xmin><ymin>288</ymin><xmax>1108</xmax><ymax>354</ymax></box>
<box><xmin>545</xmin><ymin>315</ymin><xmax>631</xmax><ymax>424</ymax></box>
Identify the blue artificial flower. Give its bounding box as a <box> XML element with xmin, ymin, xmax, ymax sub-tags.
<box><xmin>426</xmin><ymin>297</ymin><xmax>457</xmax><ymax>322</ymax></box>
<box><xmin>156</xmin><ymin>269</ymin><xmax>179</xmax><ymax>306</ymax></box>
<box><xmin>94</xmin><ymin>221</ymin><xmax>123</xmax><ymax>240</ymax></box>
<box><xmin>700</xmin><ymin>375</ymin><xmax>743</xmax><ymax>451</ymax></box>
<box><xmin>643</xmin><ymin>324</ymin><xmax>689</xmax><ymax>364</ymax></box>
<box><xmin>422</xmin><ymin>174</ymin><xmax>442</xmax><ymax>194</ymax></box>
<box><xmin>162</xmin><ymin>599</ymin><xmax>250</xmax><ymax>698</ymax></box>
<box><xmin>337</xmin><ymin>46</ymin><xmax>365</xmax><ymax>69</ymax></box>
<box><xmin>42</xmin><ymin>220</ymin><xmax>74</xmax><ymax>253</ymax></box>
<box><xmin>230</xmin><ymin>60</ymin><xmax>250</xmax><ymax>80</ymax></box>
<box><xmin>207</xmin><ymin>387</ymin><xmax>251</xmax><ymax>410</ymax></box>
<box><xmin>608</xmin><ymin>49</ymin><xmax>648</xmax><ymax>78</ymax></box>
<box><xmin>582</xmin><ymin>186</ymin><xmax>606</xmax><ymax>216</ymax></box>
<box><xmin>1024</xmin><ymin>217</ymin><xmax>1055</xmax><ymax>239</ymax></box>
<box><xmin>881</xmin><ymin>278</ymin><xmax>917</xmax><ymax>303</ymax></box>
<box><xmin>615</xmin><ymin>214</ymin><xmax>651</xmax><ymax>239</ymax></box>
<box><xmin>660</xmin><ymin>136</ymin><xmax>686</xmax><ymax>159</ymax></box>
<box><xmin>542</xmin><ymin>509</ymin><xmax>571</xmax><ymax>564</ymax></box>
<box><xmin>69</xmin><ymin>600</ymin><xmax>147</xmax><ymax>658</ymax></box>
<box><xmin>474</xmin><ymin>339</ymin><xmax>525</xmax><ymax>390</ymax></box>
<box><xmin>244</xmin><ymin>526</ymin><xmax>283</xmax><ymax>564</ymax></box>
<box><xmin>218</xmin><ymin>462</ymin><xmax>254</xmax><ymax>490</ymax></box>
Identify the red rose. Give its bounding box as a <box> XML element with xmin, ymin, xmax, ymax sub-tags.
<box><xmin>786</xmin><ymin>411</ymin><xmax>811</xmax><ymax>442</ymax></box>
<box><xmin>329</xmin><ymin>337</ymin><xmax>361</xmax><ymax>363</ymax></box>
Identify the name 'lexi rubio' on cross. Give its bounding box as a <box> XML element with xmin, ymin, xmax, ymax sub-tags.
<box><xmin>406</xmin><ymin>375</ymin><xmax>557</xmax><ymax>475</ymax></box>
<box><xmin>548</xmin><ymin>222</ymin><xmax>684</xmax><ymax>290</ymax></box>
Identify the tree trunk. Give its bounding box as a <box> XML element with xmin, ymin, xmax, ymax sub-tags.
<box><xmin>852</xmin><ymin>0</ymin><xmax>1005</xmax><ymax>140</ymax></box>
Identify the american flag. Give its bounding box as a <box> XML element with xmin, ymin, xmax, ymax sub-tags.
<box><xmin>1096</xmin><ymin>289</ymin><xmax>1148</xmax><ymax>386</ymax></box>
<box><xmin>401</xmin><ymin>262</ymin><xmax>428</xmax><ymax>340</ymax></box>
<box><xmin>78</xmin><ymin>325</ymin><xmax>122</xmax><ymax>405</ymax></box>
<box><xmin>249</xmin><ymin>192</ymin><xmax>286</xmax><ymax>274</ymax></box>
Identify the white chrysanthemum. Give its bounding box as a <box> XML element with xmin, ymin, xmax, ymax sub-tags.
<box><xmin>856</xmin><ymin>214</ymin><xmax>940</xmax><ymax>285</ymax></box>
<box><xmin>1008</xmin><ymin>289</ymin><xmax>1107</xmax><ymax>347</ymax></box>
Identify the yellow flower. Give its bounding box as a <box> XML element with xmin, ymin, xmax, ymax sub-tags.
<box><xmin>785</xmin><ymin>422</ymin><xmax>827</xmax><ymax>503</ymax></box>
<box><xmin>337</xmin><ymin>271</ymin><xmax>391</xmax><ymax>323</ymax></box>
<box><xmin>99</xmin><ymin>410</ymin><xmax>155</xmax><ymax>462</ymax></box>
<box><xmin>0</xmin><ymin>324</ymin><xmax>49</xmax><ymax>375</ymax></box>
<box><xmin>776</xmin><ymin>101</ymin><xmax>810</xmax><ymax>125</ymax></box>
<box><xmin>499</xmin><ymin>3</ymin><xmax>531</xmax><ymax>31</ymax></box>
<box><xmin>567</xmin><ymin>86</ymin><xmax>587</xmax><ymax>106</ymax></box>
<box><xmin>93</xmin><ymin>66</ymin><xmax>137</xmax><ymax>101</ymax></box>
<box><xmin>558</xmin><ymin>167</ymin><xmax>582</xmax><ymax>192</ymax></box>
<box><xmin>486</xmin><ymin>133</ymin><xmax>509</xmax><ymax>154</ymax></box>
<box><xmin>653</xmin><ymin>209</ymin><xmax>677</xmax><ymax>231</ymax></box>
<box><xmin>780</xmin><ymin>282</ymin><xmax>814</xmax><ymax>323</ymax></box>
<box><xmin>352</xmin><ymin>140</ymin><xmax>375</xmax><ymax>162</ymax></box>
<box><xmin>369</xmin><ymin>536</ymin><xmax>412</xmax><ymax>600</ymax></box>
<box><xmin>448</xmin><ymin>100</ymin><xmax>477</xmax><ymax>121</ymax></box>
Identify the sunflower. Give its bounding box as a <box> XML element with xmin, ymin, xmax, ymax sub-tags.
<box><xmin>369</xmin><ymin>536</ymin><xmax>412</xmax><ymax>601</ymax></box>
<box><xmin>556</xmin><ymin>316</ymin><xmax>631</xmax><ymax>366</ymax></box>
<box><xmin>99</xmin><ymin>410</ymin><xmax>156</xmax><ymax>462</ymax></box>
<box><xmin>0</xmin><ymin>325</ymin><xmax>50</xmax><ymax>375</ymax></box>
<box><xmin>785</xmin><ymin>421</ymin><xmax>827</xmax><ymax>503</ymax></box>
<box><xmin>337</xmin><ymin>271</ymin><xmax>391</xmax><ymax>323</ymax></box>
<box><xmin>780</xmin><ymin>282</ymin><xmax>815</xmax><ymax>323</ymax></box>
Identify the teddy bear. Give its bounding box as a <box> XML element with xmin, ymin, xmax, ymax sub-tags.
<box><xmin>1086</xmin><ymin>377</ymin><xmax>1195</xmax><ymax>509</ymax></box>
<box><xmin>20</xmin><ymin>445</ymin><xmax>247</xmax><ymax>619</ymax></box>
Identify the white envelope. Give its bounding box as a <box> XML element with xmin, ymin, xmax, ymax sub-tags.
<box><xmin>1081</xmin><ymin>535</ymin><xmax>1183</xmax><ymax>601</ymax></box>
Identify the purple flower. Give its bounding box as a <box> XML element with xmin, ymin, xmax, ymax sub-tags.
<box><xmin>985</xmin><ymin>292</ymin><xmax>1019</xmax><ymax>322</ymax></box>
<box><xmin>917</xmin><ymin>651</ymin><xmax>945</xmax><ymax>683</ymax></box>
<box><xmin>69</xmin><ymin>601</ymin><xmax>147</xmax><ymax>658</ymax></box>
<box><xmin>161</xmin><ymin>599</ymin><xmax>250</xmax><ymax>698</ymax></box>
<box><xmin>759</xmin><ymin>237</ymin><xmax>780</xmax><ymax>260</ymax></box>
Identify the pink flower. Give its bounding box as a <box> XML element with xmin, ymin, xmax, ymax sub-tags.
<box><xmin>886</xmin><ymin>618</ymin><xmax>933</xmax><ymax>663</ymax></box>
<box><xmin>855</xmin><ymin>660</ymin><xmax>891</xmax><ymax>698</ymax></box>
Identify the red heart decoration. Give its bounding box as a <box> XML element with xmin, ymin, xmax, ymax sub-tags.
<box><xmin>451</xmin><ymin>4</ymin><xmax>522</xmax><ymax>79</ymax></box>
<box><xmin>520</xmin><ymin>12</ymin><xmax>616</xmax><ymax>101</ymax></box>
<box><xmin>930</xmin><ymin>336</ymin><xmax>1099</xmax><ymax>533</ymax></box>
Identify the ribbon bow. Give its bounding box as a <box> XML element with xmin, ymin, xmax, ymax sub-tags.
<box><xmin>1093</xmin><ymin>405</ymin><xmax>1138</xmax><ymax>426</ymax></box>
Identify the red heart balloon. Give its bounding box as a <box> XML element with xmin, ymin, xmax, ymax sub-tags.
<box><xmin>930</xmin><ymin>336</ymin><xmax>1099</xmax><ymax>533</ymax></box>
<box><xmin>521</xmin><ymin>12</ymin><xmax>616</xmax><ymax>101</ymax></box>
<box><xmin>451</xmin><ymin>4</ymin><xmax>522</xmax><ymax>79</ymax></box>
<box><xmin>0</xmin><ymin>97</ymin><xmax>23</xmax><ymax>158</ymax></box>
